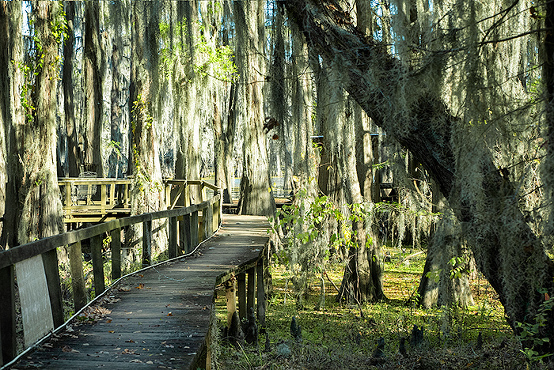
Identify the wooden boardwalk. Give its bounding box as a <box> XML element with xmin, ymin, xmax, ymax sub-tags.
<box><xmin>6</xmin><ymin>214</ymin><xmax>269</xmax><ymax>370</ymax></box>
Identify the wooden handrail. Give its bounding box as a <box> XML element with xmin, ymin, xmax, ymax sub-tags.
<box><xmin>58</xmin><ymin>178</ymin><xmax>219</xmax><ymax>223</ymax></box>
<box><xmin>0</xmin><ymin>200</ymin><xmax>213</xmax><ymax>270</ymax></box>
<box><xmin>0</xmin><ymin>188</ymin><xmax>221</xmax><ymax>366</ymax></box>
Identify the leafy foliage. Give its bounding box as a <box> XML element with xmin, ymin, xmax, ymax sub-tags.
<box><xmin>516</xmin><ymin>288</ymin><xmax>554</xmax><ymax>363</ymax></box>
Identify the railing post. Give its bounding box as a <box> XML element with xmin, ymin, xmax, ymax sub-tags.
<box><xmin>0</xmin><ymin>265</ymin><xmax>16</xmax><ymax>365</ymax></box>
<box><xmin>69</xmin><ymin>241</ymin><xmax>87</xmax><ymax>311</ymax></box>
<box><xmin>184</xmin><ymin>182</ymin><xmax>190</xmax><ymax>207</ymax></box>
<box><xmin>179</xmin><ymin>215</ymin><xmax>187</xmax><ymax>253</ymax></box>
<box><xmin>257</xmin><ymin>258</ymin><xmax>266</xmax><ymax>330</ymax></box>
<box><xmin>64</xmin><ymin>180</ymin><xmax>71</xmax><ymax>208</ymax></box>
<box><xmin>237</xmin><ymin>272</ymin><xmax>246</xmax><ymax>321</ymax></box>
<box><xmin>165</xmin><ymin>182</ymin><xmax>171</xmax><ymax>209</ymax></box>
<box><xmin>100</xmin><ymin>184</ymin><xmax>107</xmax><ymax>217</ymax></box>
<box><xmin>91</xmin><ymin>234</ymin><xmax>105</xmax><ymax>296</ymax></box>
<box><xmin>109</xmin><ymin>181</ymin><xmax>116</xmax><ymax>207</ymax></box>
<box><xmin>111</xmin><ymin>228</ymin><xmax>122</xmax><ymax>280</ymax></box>
<box><xmin>190</xmin><ymin>210</ymin><xmax>199</xmax><ymax>249</ymax></box>
<box><xmin>169</xmin><ymin>216</ymin><xmax>178</xmax><ymax>258</ymax></box>
<box><xmin>201</xmin><ymin>182</ymin><xmax>206</xmax><ymax>203</ymax></box>
<box><xmin>213</xmin><ymin>194</ymin><xmax>220</xmax><ymax>232</ymax></box>
<box><xmin>42</xmin><ymin>249</ymin><xmax>64</xmax><ymax>328</ymax></box>
<box><xmin>205</xmin><ymin>203</ymin><xmax>213</xmax><ymax>239</ymax></box>
<box><xmin>142</xmin><ymin>220</ymin><xmax>152</xmax><ymax>266</ymax></box>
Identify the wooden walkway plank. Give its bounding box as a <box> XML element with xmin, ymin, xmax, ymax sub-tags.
<box><xmin>6</xmin><ymin>215</ymin><xmax>269</xmax><ymax>370</ymax></box>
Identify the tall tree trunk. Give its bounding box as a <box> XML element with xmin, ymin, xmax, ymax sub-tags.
<box><xmin>62</xmin><ymin>2</ymin><xmax>79</xmax><ymax>177</ymax></box>
<box><xmin>235</xmin><ymin>1</ymin><xmax>275</xmax><ymax>216</ymax></box>
<box><xmin>109</xmin><ymin>0</ymin><xmax>131</xmax><ymax>179</ymax></box>
<box><xmin>0</xmin><ymin>1</ymin><xmax>23</xmax><ymax>250</ymax></box>
<box><xmin>130</xmin><ymin>1</ymin><xmax>166</xmax><ymax>256</ymax></box>
<box><xmin>214</xmin><ymin>84</ymin><xmax>236</xmax><ymax>204</ymax></box>
<box><xmin>17</xmin><ymin>1</ymin><xmax>64</xmax><ymax>244</ymax></box>
<box><xmin>173</xmin><ymin>2</ymin><xmax>203</xmax><ymax>204</ymax></box>
<box><xmin>284</xmin><ymin>0</ymin><xmax>554</xmax><ymax>352</ymax></box>
<box><xmin>269</xmin><ymin>3</ymin><xmax>290</xmax><ymax>196</ymax></box>
<box><xmin>83</xmin><ymin>2</ymin><xmax>104</xmax><ymax>176</ymax></box>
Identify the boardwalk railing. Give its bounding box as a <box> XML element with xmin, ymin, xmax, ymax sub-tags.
<box><xmin>0</xmin><ymin>183</ymin><xmax>221</xmax><ymax>366</ymax></box>
<box><xmin>58</xmin><ymin>178</ymin><xmax>219</xmax><ymax>223</ymax></box>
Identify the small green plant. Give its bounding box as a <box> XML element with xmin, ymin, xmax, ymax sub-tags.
<box><xmin>516</xmin><ymin>288</ymin><xmax>554</xmax><ymax>364</ymax></box>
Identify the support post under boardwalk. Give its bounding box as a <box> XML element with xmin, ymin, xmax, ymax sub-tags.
<box><xmin>91</xmin><ymin>234</ymin><xmax>105</xmax><ymax>296</ymax></box>
<box><xmin>247</xmin><ymin>267</ymin><xmax>256</xmax><ymax>313</ymax></box>
<box><xmin>69</xmin><ymin>241</ymin><xmax>87</xmax><ymax>312</ymax></box>
<box><xmin>142</xmin><ymin>220</ymin><xmax>152</xmax><ymax>267</ymax></box>
<box><xmin>0</xmin><ymin>265</ymin><xmax>16</xmax><ymax>365</ymax></box>
<box><xmin>225</xmin><ymin>277</ymin><xmax>237</xmax><ymax>328</ymax></box>
<box><xmin>111</xmin><ymin>228</ymin><xmax>122</xmax><ymax>280</ymax></box>
<box><xmin>257</xmin><ymin>258</ymin><xmax>266</xmax><ymax>329</ymax></box>
<box><xmin>238</xmin><ymin>272</ymin><xmax>247</xmax><ymax>320</ymax></box>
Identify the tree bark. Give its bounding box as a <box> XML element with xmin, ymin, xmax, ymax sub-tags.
<box><xmin>83</xmin><ymin>2</ymin><xmax>104</xmax><ymax>176</ymax></box>
<box><xmin>109</xmin><ymin>1</ymin><xmax>131</xmax><ymax>179</ymax></box>
<box><xmin>285</xmin><ymin>0</ymin><xmax>554</xmax><ymax>350</ymax></box>
<box><xmin>129</xmin><ymin>1</ymin><xmax>166</xmax><ymax>257</ymax></box>
<box><xmin>62</xmin><ymin>2</ymin><xmax>79</xmax><ymax>177</ymax></box>
<box><xmin>17</xmin><ymin>1</ymin><xmax>64</xmax><ymax>244</ymax></box>
<box><xmin>235</xmin><ymin>1</ymin><xmax>276</xmax><ymax>216</ymax></box>
<box><xmin>0</xmin><ymin>1</ymin><xmax>23</xmax><ymax>250</ymax></box>
<box><xmin>417</xmin><ymin>204</ymin><xmax>474</xmax><ymax>309</ymax></box>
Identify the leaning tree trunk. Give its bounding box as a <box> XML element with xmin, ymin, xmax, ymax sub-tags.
<box><xmin>285</xmin><ymin>0</ymin><xmax>554</xmax><ymax>352</ymax></box>
<box><xmin>235</xmin><ymin>1</ymin><xmax>276</xmax><ymax>217</ymax></box>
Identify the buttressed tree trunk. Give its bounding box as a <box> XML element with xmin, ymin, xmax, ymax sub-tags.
<box><xmin>16</xmin><ymin>1</ymin><xmax>65</xmax><ymax>244</ymax></box>
<box><xmin>285</xmin><ymin>0</ymin><xmax>554</xmax><ymax>352</ymax></box>
<box><xmin>130</xmin><ymin>1</ymin><xmax>166</xmax><ymax>257</ymax></box>
<box><xmin>235</xmin><ymin>1</ymin><xmax>276</xmax><ymax>217</ymax></box>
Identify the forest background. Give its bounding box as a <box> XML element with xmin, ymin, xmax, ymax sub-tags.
<box><xmin>2</xmin><ymin>0</ymin><xmax>554</xmax><ymax>363</ymax></box>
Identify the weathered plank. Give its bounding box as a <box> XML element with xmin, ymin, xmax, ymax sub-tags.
<box><xmin>15</xmin><ymin>255</ymin><xmax>55</xmax><ymax>348</ymax></box>
<box><xmin>9</xmin><ymin>214</ymin><xmax>269</xmax><ymax>370</ymax></box>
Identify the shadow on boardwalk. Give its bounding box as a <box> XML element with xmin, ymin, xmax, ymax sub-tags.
<box><xmin>7</xmin><ymin>214</ymin><xmax>269</xmax><ymax>370</ymax></box>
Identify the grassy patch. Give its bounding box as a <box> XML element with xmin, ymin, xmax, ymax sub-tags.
<box><xmin>213</xmin><ymin>248</ymin><xmax>532</xmax><ymax>369</ymax></box>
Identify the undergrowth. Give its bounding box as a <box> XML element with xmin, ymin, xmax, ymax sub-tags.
<box><xmin>213</xmin><ymin>249</ymin><xmax>530</xmax><ymax>369</ymax></box>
